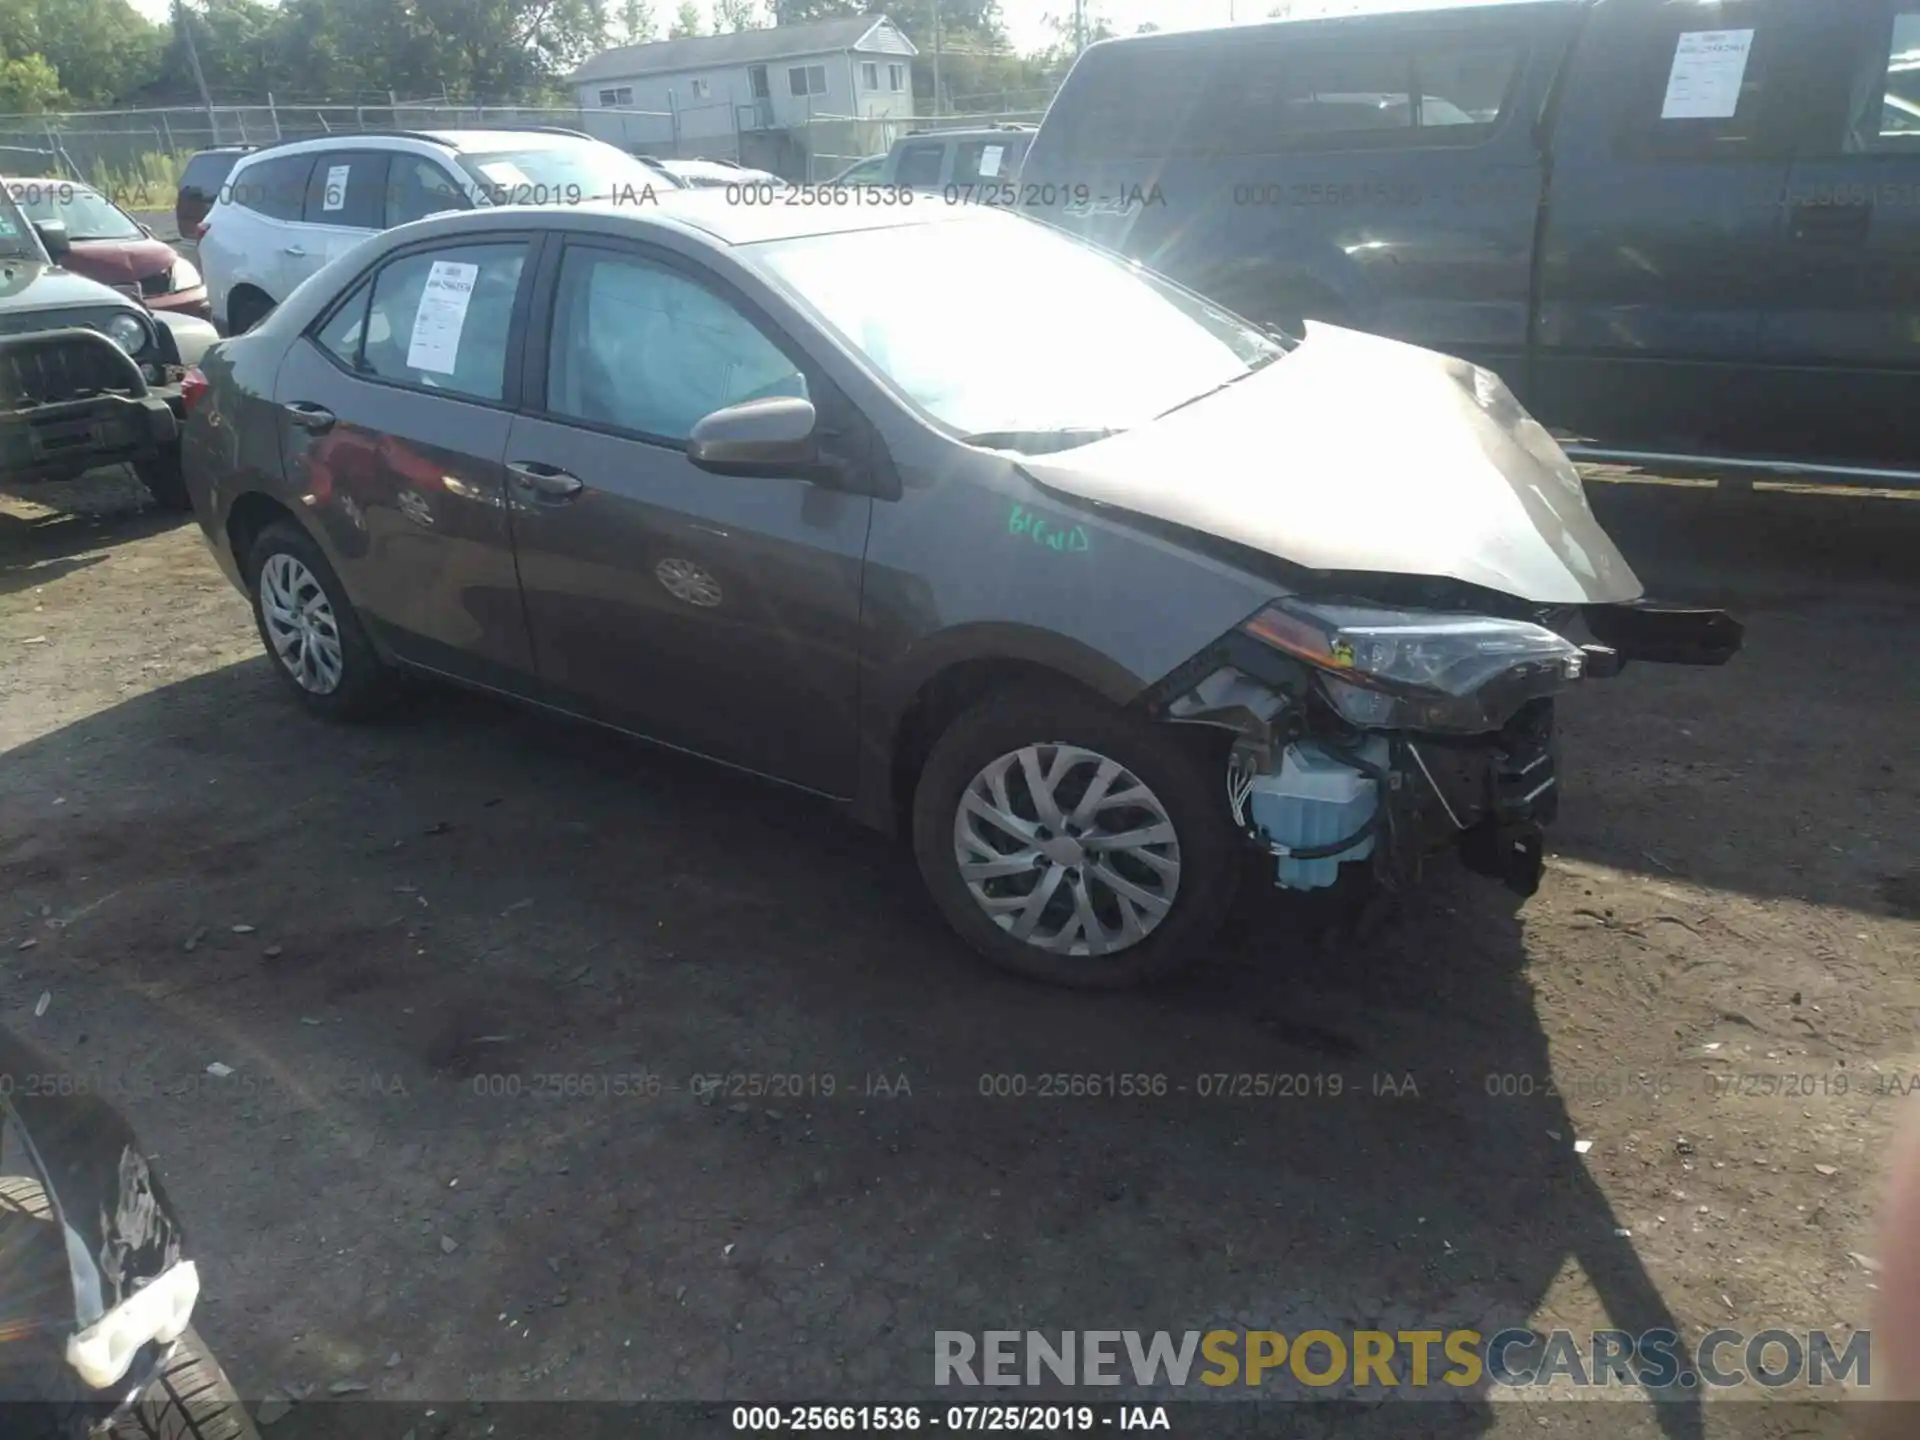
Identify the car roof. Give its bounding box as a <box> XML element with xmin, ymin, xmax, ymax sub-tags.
<box><xmin>412</xmin><ymin>188</ymin><xmax>985</xmax><ymax>248</ymax></box>
<box><xmin>234</xmin><ymin>129</ymin><xmax>599</xmax><ymax>164</ymax></box>
<box><xmin>1084</xmin><ymin>0</ymin><xmax>1577</xmax><ymax>52</ymax></box>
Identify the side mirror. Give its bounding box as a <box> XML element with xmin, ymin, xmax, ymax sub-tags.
<box><xmin>687</xmin><ymin>396</ymin><xmax>832</xmax><ymax>481</ymax></box>
<box><xmin>32</xmin><ymin>220</ymin><xmax>69</xmax><ymax>259</ymax></box>
<box><xmin>138</xmin><ymin>221</ymin><xmax>154</xmax><ymax>237</ymax></box>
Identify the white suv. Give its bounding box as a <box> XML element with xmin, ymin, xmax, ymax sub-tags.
<box><xmin>199</xmin><ymin>128</ymin><xmax>680</xmax><ymax>334</ymax></box>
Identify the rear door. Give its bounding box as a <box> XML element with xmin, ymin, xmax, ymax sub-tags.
<box><xmin>293</xmin><ymin>149</ymin><xmax>391</xmax><ymax>284</ymax></box>
<box><xmin>210</xmin><ymin>151</ymin><xmax>315</xmax><ymax>306</ymax></box>
<box><xmin>889</xmin><ymin>140</ymin><xmax>948</xmax><ymax>190</ymax></box>
<box><xmin>1753</xmin><ymin>1</ymin><xmax>1920</xmax><ymax>467</ymax></box>
<box><xmin>499</xmin><ymin>235</ymin><xmax>872</xmax><ymax>794</ymax></box>
<box><xmin>1533</xmin><ymin>0</ymin><xmax>1815</xmax><ymax>454</ymax></box>
<box><xmin>274</xmin><ymin>233</ymin><xmax>538</xmax><ymax>686</ymax></box>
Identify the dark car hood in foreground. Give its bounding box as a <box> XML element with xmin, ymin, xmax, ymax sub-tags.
<box><xmin>1019</xmin><ymin>323</ymin><xmax>1645</xmax><ymax>607</ymax></box>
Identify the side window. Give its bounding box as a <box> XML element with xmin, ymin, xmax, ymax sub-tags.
<box><xmin>894</xmin><ymin>143</ymin><xmax>945</xmax><ymax>188</ymax></box>
<box><xmin>953</xmin><ymin>140</ymin><xmax>1012</xmax><ymax>182</ymax></box>
<box><xmin>544</xmin><ymin>246</ymin><xmax>807</xmax><ymax>442</ymax></box>
<box><xmin>302</xmin><ymin>152</ymin><xmax>388</xmax><ymax>228</ymax></box>
<box><xmin>1850</xmin><ymin>9</ymin><xmax>1920</xmax><ymax>150</ymax></box>
<box><xmin>1615</xmin><ymin>1</ymin><xmax>1792</xmax><ymax>159</ymax></box>
<box><xmin>358</xmin><ymin>243</ymin><xmax>527</xmax><ymax>402</ymax></box>
<box><xmin>313</xmin><ymin>279</ymin><xmax>373</xmax><ymax>368</ymax></box>
<box><xmin>231</xmin><ymin>154</ymin><xmax>313</xmax><ymax>221</ymax></box>
<box><xmin>386</xmin><ymin>156</ymin><xmax>471</xmax><ymax>227</ymax></box>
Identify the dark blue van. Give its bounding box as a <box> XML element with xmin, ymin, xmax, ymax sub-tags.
<box><xmin>1020</xmin><ymin>0</ymin><xmax>1920</xmax><ymax>485</ymax></box>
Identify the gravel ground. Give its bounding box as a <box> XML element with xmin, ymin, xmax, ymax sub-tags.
<box><xmin>1</xmin><ymin>466</ymin><xmax>1916</xmax><ymax>1439</ymax></box>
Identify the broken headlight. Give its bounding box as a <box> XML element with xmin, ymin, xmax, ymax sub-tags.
<box><xmin>1240</xmin><ymin>598</ymin><xmax>1585</xmax><ymax>734</ymax></box>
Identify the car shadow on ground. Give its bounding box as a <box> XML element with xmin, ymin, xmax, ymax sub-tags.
<box><xmin>0</xmin><ymin>652</ymin><xmax>1719</xmax><ymax>1438</ymax></box>
<box><xmin>0</xmin><ymin>470</ymin><xmax>190</xmax><ymax>598</ymax></box>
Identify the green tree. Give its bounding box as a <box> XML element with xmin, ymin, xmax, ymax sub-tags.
<box><xmin>712</xmin><ymin>0</ymin><xmax>761</xmax><ymax>31</ymax></box>
<box><xmin>620</xmin><ymin>0</ymin><xmax>656</xmax><ymax>41</ymax></box>
<box><xmin>668</xmin><ymin>0</ymin><xmax>701</xmax><ymax>36</ymax></box>
<box><xmin>33</xmin><ymin>0</ymin><xmax>161</xmax><ymax>103</ymax></box>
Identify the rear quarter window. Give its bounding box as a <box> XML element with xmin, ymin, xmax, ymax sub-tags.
<box><xmin>1049</xmin><ymin>26</ymin><xmax>1525</xmax><ymax>162</ymax></box>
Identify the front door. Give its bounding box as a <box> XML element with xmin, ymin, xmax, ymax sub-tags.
<box><xmin>276</xmin><ymin>234</ymin><xmax>537</xmax><ymax>686</ymax></box>
<box><xmin>1755</xmin><ymin>1</ymin><xmax>1920</xmax><ymax>466</ymax></box>
<box><xmin>502</xmin><ymin>238</ymin><xmax>872</xmax><ymax>795</ymax></box>
<box><xmin>1534</xmin><ymin>0</ymin><xmax>1815</xmax><ymax>454</ymax></box>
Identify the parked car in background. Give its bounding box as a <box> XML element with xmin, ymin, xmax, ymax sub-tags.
<box><xmin>0</xmin><ymin>184</ymin><xmax>217</xmax><ymax>508</ymax></box>
<box><xmin>175</xmin><ymin>145</ymin><xmax>251</xmax><ymax>242</ymax></box>
<box><xmin>4</xmin><ymin>178</ymin><xmax>210</xmax><ymax>319</ymax></box>
<box><xmin>880</xmin><ymin>123</ymin><xmax>1037</xmax><ymax>191</ymax></box>
<box><xmin>636</xmin><ymin>155</ymin><xmax>777</xmax><ymax>188</ymax></box>
<box><xmin>827</xmin><ymin>153</ymin><xmax>888</xmax><ymax>186</ymax></box>
<box><xmin>1021</xmin><ymin>0</ymin><xmax>1920</xmax><ymax>486</ymax></box>
<box><xmin>198</xmin><ymin>127</ymin><xmax>675</xmax><ymax>334</ymax></box>
<box><xmin>180</xmin><ymin>196</ymin><xmax>1736</xmax><ymax>989</ymax></box>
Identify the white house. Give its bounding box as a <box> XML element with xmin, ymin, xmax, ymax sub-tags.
<box><xmin>570</xmin><ymin>14</ymin><xmax>918</xmax><ymax>155</ymax></box>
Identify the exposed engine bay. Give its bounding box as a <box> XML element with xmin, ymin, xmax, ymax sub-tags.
<box><xmin>1141</xmin><ymin>592</ymin><xmax>1742</xmax><ymax>900</ymax></box>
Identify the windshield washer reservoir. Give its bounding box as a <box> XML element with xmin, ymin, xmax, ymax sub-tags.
<box><xmin>1250</xmin><ymin>738</ymin><xmax>1389</xmax><ymax>890</ymax></box>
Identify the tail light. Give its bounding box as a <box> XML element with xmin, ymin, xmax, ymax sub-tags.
<box><xmin>180</xmin><ymin>366</ymin><xmax>209</xmax><ymax>414</ymax></box>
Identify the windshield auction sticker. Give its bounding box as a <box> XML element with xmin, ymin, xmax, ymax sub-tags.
<box><xmin>323</xmin><ymin>163</ymin><xmax>351</xmax><ymax>212</ymax></box>
<box><xmin>406</xmin><ymin>260</ymin><xmax>478</xmax><ymax>374</ymax></box>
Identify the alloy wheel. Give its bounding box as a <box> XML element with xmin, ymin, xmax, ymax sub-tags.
<box><xmin>258</xmin><ymin>552</ymin><xmax>345</xmax><ymax>694</ymax></box>
<box><xmin>952</xmin><ymin>743</ymin><xmax>1182</xmax><ymax>958</ymax></box>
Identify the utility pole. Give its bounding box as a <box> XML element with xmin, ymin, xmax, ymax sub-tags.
<box><xmin>1073</xmin><ymin>0</ymin><xmax>1084</xmax><ymax>54</ymax></box>
<box><xmin>174</xmin><ymin>0</ymin><xmax>217</xmax><ymax>142</ymax></box>
<box><xmin>931</xmin><ymin>0</ymin><xmax>942</xmax><ymax>118</ymax></box>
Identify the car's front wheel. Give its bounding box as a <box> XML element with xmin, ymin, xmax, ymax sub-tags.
<box><xmin>245</xmin><ymin>521</ymin><xmax>390</xmax><ymax>719</ymax></box>
<box><xmin>912</xmin><ymin>686</ymin><xmax>1241</xmax><ymax>988</ymax></box>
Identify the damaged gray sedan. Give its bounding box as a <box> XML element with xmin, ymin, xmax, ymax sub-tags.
<box><xmin>179</xmin><ymin>196</ymin><xmax>1740</xmax><ymax>988</ymax></box>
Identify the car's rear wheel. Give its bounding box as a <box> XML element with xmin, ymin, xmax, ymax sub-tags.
<box><xmin>134</xmin><ymin>447</ymin><xmax>191</xmax><ymax>510</ymax></box>
<box><xmin>245</xmin><ymin>521</ymin><xmax>391</xmax><ymax>719</ymax></box>
<box><xmin>911</xmin><ymin>686</ymin><xmax>1241</xmax><ymax>988</ymax></box>
<box><xmin>109</xmin><ymin>1327</ymin><xmax>258</xmax><ymax>1440</ymax></box>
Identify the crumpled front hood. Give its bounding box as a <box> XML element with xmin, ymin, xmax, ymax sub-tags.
<box><xmin>1019</xmin><ymin>324</ymin><xmax>1645</xmax><ymax>607</ymax></box>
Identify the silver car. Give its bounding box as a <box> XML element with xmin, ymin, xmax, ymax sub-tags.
<box><xmin>179</xmin><ymin>195</ymin><xmax>1740</xmax><ymax>988</ymax></box>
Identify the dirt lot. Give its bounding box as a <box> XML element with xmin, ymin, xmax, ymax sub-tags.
<box><xmin>1</xmin><ymin>466</ymin><xmax>1916</xmax><ymax>1439</ymax></box>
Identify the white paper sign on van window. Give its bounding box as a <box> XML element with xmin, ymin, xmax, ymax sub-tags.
<box><xmin>1661</xmin><ymin>29</ymin><xmax>1757</xmax><ymax>120</ymax></box>
<box><xmin>978</xmin><ymin>144</ymin><xmax>1006</xmax><ymax>178</ymax></box>
<box><xmin>405</xmin><ymin>260</ymin><xmax>478</xmax><ymax>374</ymax></box>
<box><xmin>323</xmin><ymin>163</ymin><xmax>351</xmax><ymax>212</ymax></box>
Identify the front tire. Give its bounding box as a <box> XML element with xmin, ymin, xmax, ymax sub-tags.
<box><xmin>110</xmin><ymin>1327</ymin><xmax>258</xmax><ymax>1440</ymax></box>
<box><xmin>911</xmin><ymin>686</ymin><xmax>1241</xmax><ymax>988</ymax></box>
<box><xmin>245</xmin><ymin>521</ymin><xmax>391</xmax><ymax>720</ymax></box>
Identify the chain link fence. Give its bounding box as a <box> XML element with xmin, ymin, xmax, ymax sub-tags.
<box><xmin>0</xmin><ymin>96</ymin><xmax>1055</xmax><ymax>196</ymax></box>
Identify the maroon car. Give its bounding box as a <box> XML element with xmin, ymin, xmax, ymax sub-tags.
<box><xmin>3</xmin><ymin>177</ymin><xmax>211</xmax><ymax>320</ymax></box>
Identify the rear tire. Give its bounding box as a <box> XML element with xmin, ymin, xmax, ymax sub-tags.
<box><xmin>911</xmin><ymin>685</ymin><xmax>1241</xmax><ymax>989</ymax></box>
<box><xmin>109</xmin><ymin>1327</ymin><xmax>259</xmax><ymax>1440</ymax></box>
<box><xmin>134</xmin><ymin>448</ymin><xmax>192</xmax><ymax>511</ymax></box>
<box><xmin>245</xmin><ymin>520</ymin><xmax>392</xmax><ymax>720</ymax></box>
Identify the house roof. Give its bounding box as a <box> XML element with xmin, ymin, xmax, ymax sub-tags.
<box><xmin>572</xmin><ymin>16</ymin><xmax>913</xmax><ymax>85</ymax></box>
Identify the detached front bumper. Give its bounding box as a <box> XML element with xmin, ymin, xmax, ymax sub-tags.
<box><xmin>0</xmin><ymin>329</ymin><xmax>179</xmax><ymax>482</ymax></box>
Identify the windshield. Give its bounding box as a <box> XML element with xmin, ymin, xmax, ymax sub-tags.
<box><xmin>751</xmin><ymin>215</ymin><xmax>1283</xmax><ymax>441</ymax></box>
<box><xmin>456</xmin><ymin>143</ymin><xmax>677</xmax><ymax>206</ymax></box>
<box><xmin>6</xmin><ymin>182</ymin><xmax>141</xmax><ymax>240</ymax></box>
<box><xmin>0</xmin><ymin>188</ymin><xmax>42</xmax><ymax>259</ymax></box>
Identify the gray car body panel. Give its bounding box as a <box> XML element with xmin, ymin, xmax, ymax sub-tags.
<box><xmin>183</xmin><ymin>198</ymin><xmax>1619</xmax><ymax>835</ymax></box>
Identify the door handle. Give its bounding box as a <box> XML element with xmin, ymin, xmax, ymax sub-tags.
<box><xmin>506</xmin><ymin>461</ymin><xmax>585</xmax><ymax>501</ymax></box>
<box><xmin>281</xmin><ymin>245</ymin><xmax>308</xmax><ymax>257</ymax></box>
<box><xmin>282</xmin><ymin>401</ymin><xmax>335</xmax><ymax>433</ymax></box>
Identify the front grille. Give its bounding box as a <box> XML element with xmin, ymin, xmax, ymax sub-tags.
<box><xmin>0</xmin><ymin>334</ymin><xmax>138</xmax><ymax>411</ymax></box>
